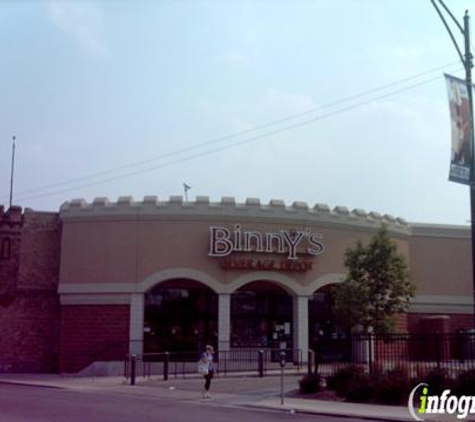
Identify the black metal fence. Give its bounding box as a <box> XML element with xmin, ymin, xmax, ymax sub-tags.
<box><xmin>69</xmin><ymin>332</ymin><xmax>475</xmax><ymax>384</ymax></box>
<box><xmin>124</xmin><ymin>348</ymin><xmax>303</xmax><ymax>381</ymax></box>
<box><xmin>313</xmin><ymin>332</ymin><xmax>475</xmax><ymax>379</ymax></box>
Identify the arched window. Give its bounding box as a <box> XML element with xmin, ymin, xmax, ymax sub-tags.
<box><xmin>1</xmin><ymin>238</ymin><xmax>11</xmax><ymax>260</ymax></box>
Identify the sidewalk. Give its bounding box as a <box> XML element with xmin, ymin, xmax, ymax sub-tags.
<box><xmin>0</xmin><ymin>372</ymin><xmax>426</xmax><ymax>421</ymax></box>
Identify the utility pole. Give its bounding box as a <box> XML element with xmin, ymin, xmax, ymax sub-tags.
<box><xmin>9</xmin><ymin>135</ymin><xmax>16</xmax><ymax>209</ymax></box>
<box><xmin>431</xmin><ymin>1</ymin><xmax>475</xmax><ymax>328</ymax></box>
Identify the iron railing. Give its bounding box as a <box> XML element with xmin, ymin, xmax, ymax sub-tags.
<box><xmin>124</xmin><ymin>348</ymin><xmax>303</xmax><ymax>381</ymax></box>
<box><xmin>313</xmin><ymin>332</ymin><xmax>475</xmax><ymax>379</ymax></box>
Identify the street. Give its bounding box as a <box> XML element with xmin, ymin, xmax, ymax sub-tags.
<box><xmin>0</xmin><ymin>384</ymin><xmax>386</xmax><ymax>422</ymax></box>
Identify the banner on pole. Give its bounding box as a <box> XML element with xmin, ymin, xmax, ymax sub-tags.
<box><xmin>445</xmin><ymin>73</ymin><xmax>473</xmax><ymax>185</ymax></box>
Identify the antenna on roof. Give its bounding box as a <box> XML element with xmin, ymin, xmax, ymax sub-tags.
<box><xmin>183</xmin><ymin>183</ymin><xmax>191</xmax><ymax>202</ymax></box>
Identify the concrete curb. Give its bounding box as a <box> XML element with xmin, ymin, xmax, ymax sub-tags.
<box><xmin>244</xmin><ymin>402</ymin><xmax>413</xmax><ymax>422</ymax></box>
<box><xmin>0</xmin><ymin>380</ymin><xmax>62</xmax><ymax>389</ymax></box>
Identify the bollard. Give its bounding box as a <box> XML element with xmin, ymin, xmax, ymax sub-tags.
<box><xmin>368</xmin><ymin>333</ymin><xmax>374</xmax><ymax>375</ymax></box>
<box><xmin>314</xmin><ymin>347</ymin><xmax>319</xmax><ymax>374</ymax></box>
<box><xmin>307</xmin><ymin>350</ymin><xmax>314</xmax><ymax>376</ymax></box>
<box><xmin>164</xmin><ymin>352</ymin><xmax>169</xmax><ymax>381</ymax></box>
<box><xmin>279</xmin><ymin>351</ymin><xmax>286</xmax><ymax>406</ymax></box>
<box><xmin>258</xmin><ymin>349</ymin><xmax>264</xmax><ymax>378</ymax></box>
<box><xmin>435</xmin><ymin>334</ymin><xmax>441</xmax><ymax>368</ymax></box>
<box><xmin>130</xmin><ymin>354</ymin><xmax>136</xmax><ymax>386</ymax></box>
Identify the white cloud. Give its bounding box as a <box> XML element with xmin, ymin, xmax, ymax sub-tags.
<box><xmin>217</xmin><ymin>49</ymin><xmax>249</xmax><ymax>66</ymax></box>
<box><xmin>264</xmin><ymin>88</ymin><xmax>318</xmax><ymax>115</ymax></box>
<box><xmin>386</xmin><ymin>45</ymin><xmax>424</xmax><ymax>61</ymax></box>
<box><xmin>47</xmin><ymin>2</ymin><xmax>111</xmax><ymax>58</ymax></box>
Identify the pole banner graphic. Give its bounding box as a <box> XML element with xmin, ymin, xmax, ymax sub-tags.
<box><xmin>445</xmin><ymin>73</ymin><xmax>473</xmax><ymax>185</ymax></box>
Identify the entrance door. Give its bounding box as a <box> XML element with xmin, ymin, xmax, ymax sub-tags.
<box><xmin>231</xmin><ymin>281</ymin><xmax>293</xmax><ymax>349</ymax></box>
<box><xmin>308</xmin><ymin>286</ymin><xmax>349</xmax><ymax>361</ymax></box>
<box><xmin>144</xmin><ymin>279</ymin><xmax>218</xmax><ymax>353</ymax></box>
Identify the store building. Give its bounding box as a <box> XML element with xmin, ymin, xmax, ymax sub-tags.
<box><xmin>0</xmin><ymin>196</ymin><xmax>473</xmax><ymax>373</ymax></box>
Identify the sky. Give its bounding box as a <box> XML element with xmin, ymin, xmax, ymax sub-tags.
<box><xmin>0</xmin><ymin>0</ymin><xmax>474</xmax><ymax>224</ymax></box>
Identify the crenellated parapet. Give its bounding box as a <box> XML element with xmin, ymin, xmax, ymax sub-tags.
<box><xmin>0</xmin><ymin>206</ymin><xmax>23</xmax><ymax>230</ymax></box>
<box><xmin>60</xmin><ymin>196</ymin><xmax>411</xmax><ymax>235</ymax></box>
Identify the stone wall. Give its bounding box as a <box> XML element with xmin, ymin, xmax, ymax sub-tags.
<box><xmin>0</xmin><ymin>206</ymin><xmax>22</xmax><ymax>300</ymax></box>
<box><xmin>0</xmin><ymin>208</ymin><xmax>61</xmax><ymax>373</ymax></box>
<box><xmin>18</xmin><ymin>210</ymin><xmax>61</xmax><ymax>290</ymax></box>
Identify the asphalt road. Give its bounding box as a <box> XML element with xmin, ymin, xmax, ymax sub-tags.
<box><xmin>0</xmin><ymin>384</ymin><xmax>383</xmax><ymax>422</ymax></box>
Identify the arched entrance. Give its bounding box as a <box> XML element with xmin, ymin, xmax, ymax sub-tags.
<box><xmin>231</xmin><ymin>281</ymin><xmax>293</xmax><ymax>349</ymax></box>
<box><xmin>309</xmin><ymin>284</ymin><xmax>348</xmax><ymax>360</ymax></box>
<box><xmin>144</xmin><ymin>279</ymin><xmax>218</xmax><ymax>353</ymax></box>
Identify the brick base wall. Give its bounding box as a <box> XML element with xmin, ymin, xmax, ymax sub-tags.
<box><xmin>59</xmin><ymin>305</ymin><xmax>130</xmax><ymax>373</ymax></box>
<box><xmin>404</xmin><ymin>313</ymin><xmax>474</xmax><ymax>361</ymax></box>
<box><xmin>408</xmin><ymin>313</ymin><xmax>474</xmax><ymax>333</ymax></box>
<box><xmin>395</xmin><ymin>313</ymin><xmax>408</xmax><ymax>332</ymax></box>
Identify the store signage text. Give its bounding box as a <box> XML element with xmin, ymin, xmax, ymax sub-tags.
<box><xmin>218</xmin><ymin>258</ymin><xmax>313</xmax><ymax>272</ymax></box>
<box><xmin>209</xmin><ymin>225</ymin><xmax>324</xmax><ymax>260</ymax></box>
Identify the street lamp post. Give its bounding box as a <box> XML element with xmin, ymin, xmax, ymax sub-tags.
<box><xmin>431</xmin><ymin>1</ymin><xmax>475</xmax><ymax>328</ymax></box>
<box><xmin>466</xmin><ymin>12</ymin><xmax>475</xmax><ymax>331</ymax></box>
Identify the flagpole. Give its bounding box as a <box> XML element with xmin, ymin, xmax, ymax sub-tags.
<box><xmin>9</xmin><ymin>135</ymin><xmax>16</xmax><ymax>209</ymax></box>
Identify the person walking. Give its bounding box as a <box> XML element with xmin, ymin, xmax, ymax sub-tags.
<box><xmin>200</xmin><ymin>345</ymin><xmax>215</xmax><ymax>399</ymax></box>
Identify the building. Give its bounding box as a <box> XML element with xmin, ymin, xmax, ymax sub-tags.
<box><xmin>0</xmin><ymin>196</ymin><xmax>473</xmax><ymax>373</ymax></box>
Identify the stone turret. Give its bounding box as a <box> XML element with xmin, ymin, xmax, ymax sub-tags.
<box><xmin>0</xmin><ymin>206</ymin><xmax>61</xmax><ymax>372</ymax></box>
<box><xmin>0</xmin><ymin>206</ymin><xmax>23</xmax><ymax>300</ymax></box>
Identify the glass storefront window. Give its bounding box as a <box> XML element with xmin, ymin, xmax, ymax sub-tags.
<box><xmin>144</xmin><ymin>279</ymin><xmax>217</xmax><ymax>353</ymax></box>
<box><xmin>309</xmin><ymin>286</ymin><xmax>349</xmax><ymax>360</ymax></box>
<box><xmin>231</xmin><ymin>281</ymin><xmax>292</xmax><ymax>349</ymax></box>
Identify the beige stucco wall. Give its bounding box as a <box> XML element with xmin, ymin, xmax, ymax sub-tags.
<box><xmin>410</xmin><ymin>226</ymin><xmax>471</xmax><ymax>296</ymax></box>
<box><xmin>58</xmin><ymin>197</ymin><xmax>411</xmax><ymax>297</ymax></box>
<box><xmin>56</xmin><ymin>196</ymin><xmax>474</xmax><ymax>315</ymax></box>
<box><xmin>60</xmin><ymin>219</ymin><xmax>385</xmax><ymax>288</ymax></box>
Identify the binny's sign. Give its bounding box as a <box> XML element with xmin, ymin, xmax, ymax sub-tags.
<box><xmin>209</xmin><ymin>224</ymin><xmax>324</xmax><ymax>260</ymax></box>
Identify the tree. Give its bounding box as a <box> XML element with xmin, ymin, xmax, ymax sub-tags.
<box><xmin>333</xmin><ymin>227</ymin><xmax>416</xmax><ymax>334</ymax></box>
